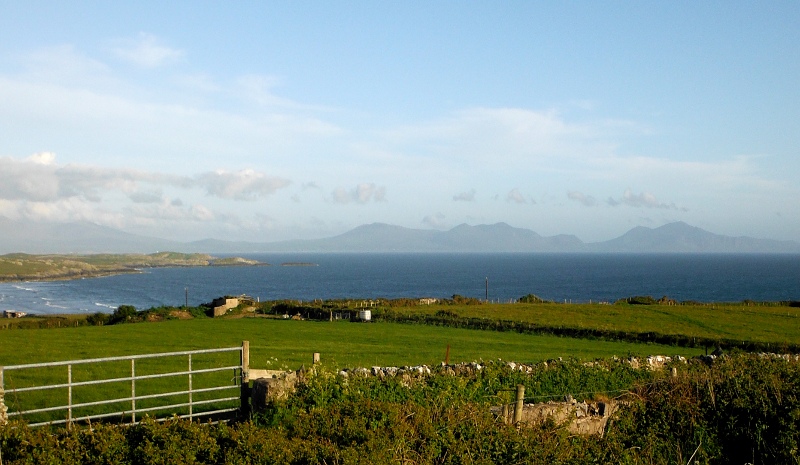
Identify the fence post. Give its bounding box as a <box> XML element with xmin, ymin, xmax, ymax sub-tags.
<box><xmin>0</xmin><ymin>367</ymin><xmax>7</xmax><ymax>426</ymax></box>
<box><xmin>131</xmin><ymin>359</ymin><xmax>136</xmax><ymax>424</ymax></box>
<box><xmin>240</xmin><ymin>341</ymin><xmax>251</xmax><ymax>418</ymax></box>
<box><xmin>67</xmin><ymin>364</ymin><xmax>73</xmax><ymax>430</ymax></box>
<box><xmin>188</xmin><ymin>354</ymin><xmax>193</xmax><ymax>418</ymax></box>
<box><xmin>513</xmin><ymin>384</ymin><xmax>525</xmax><ymax>424</ymax></box>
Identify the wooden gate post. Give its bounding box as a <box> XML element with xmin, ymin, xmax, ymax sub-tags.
<box><xmin>240</xmin><ymin>341</ymin><xmax>251</xmax><ymax>418</ymax></box>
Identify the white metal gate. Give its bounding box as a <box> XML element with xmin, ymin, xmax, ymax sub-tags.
<box><xmin>0</xmin><ymin>343</ymin><xmax>247</xmax><ymax>427</ymax></box>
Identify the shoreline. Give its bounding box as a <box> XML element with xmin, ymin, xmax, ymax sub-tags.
<box><xmin>0</xmin><ymin>252</ymin><xmax>267</xmax><ymax>283</ymax></box>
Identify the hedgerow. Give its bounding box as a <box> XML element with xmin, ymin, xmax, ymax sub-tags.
<box><xmin>1</xmin><ymin>354</ymin><xmax>798</xmax><ymax>464</ymax></box>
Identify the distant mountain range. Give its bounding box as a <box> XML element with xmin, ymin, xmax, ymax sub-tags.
<box><xmin>1</xmin><ymin>217</ymin><xmax>798</xmax><ymax>254</ymax></box>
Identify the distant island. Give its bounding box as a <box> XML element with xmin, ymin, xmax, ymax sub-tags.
<box><xmin>0</xmin><ymin>252</ymin><xmax>267</xmax><ymax>282</ymax></box>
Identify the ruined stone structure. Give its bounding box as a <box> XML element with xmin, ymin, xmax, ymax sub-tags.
<box><xmin>211</xmin><ymin>297</ymin><xmax>240</xmax><ymax>317</ymax></box>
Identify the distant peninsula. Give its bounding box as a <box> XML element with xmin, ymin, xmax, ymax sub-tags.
<box><xmin>0</xmin><ymin>252</ymin><xmax>267</xmax><ymax>282</ymax></box>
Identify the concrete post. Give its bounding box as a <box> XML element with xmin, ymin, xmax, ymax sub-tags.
<box><xmin>513</xmin><ymin>384</ymin><xmax>525</xmax><ymax>424</ymax></box>
<box><xmin>313</xmin><ymin>353</ymin><xmax>321</xmax><ymax>364</ymax></box>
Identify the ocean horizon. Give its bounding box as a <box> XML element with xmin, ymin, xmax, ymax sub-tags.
<box><xmin>1</xmin><ymin>253</ymin><xmax>799</xmax><ymax>315</ymax></box>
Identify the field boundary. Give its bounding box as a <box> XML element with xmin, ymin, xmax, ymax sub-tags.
<box><xmin>0</xmin><ymin>344</ymin><xmax>249</xmax><ymax>427</ymax></box>
<box><xmin>376</xmin><ymin>313</ymin><xmax>800</xmax><ymax>353</ymax></box>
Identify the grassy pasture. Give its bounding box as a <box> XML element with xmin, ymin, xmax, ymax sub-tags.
<box><xmin>1</xmin><ymin>317</ymin><xmax>703</xmax><ymax>423</ymax></box>
<box><xmin>5</xmin><ymin>300</ymin><xmax>796</xmax><ymax>425</ymax></box>
<box><xmin>0</xmin><ymin>317</ymin><xmax>705</xmax><ymax>370</ymax></box>
<box><xmin>388</xmin><ymin>301</ymin><xmax>800</xmax><ymax>345</ymax></box>
<box><xmin>0</xmin><ymin>317</ymin><xmax>707</xmax><ymax>424</ymax></box>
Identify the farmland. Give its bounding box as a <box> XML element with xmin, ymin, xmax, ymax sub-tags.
<box><xmin>1</xmin><ymin>299</ymin><xmax>799</xmax><ymax>464</ymax></box>
<box><xmin>0</xmin><ymin>316</ymin><xmax>705</xmax><ymax>370</ymax></box>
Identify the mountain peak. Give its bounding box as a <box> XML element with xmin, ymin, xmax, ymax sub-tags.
<box><xmin>0</xmin><ymin>219</ymin><xmax>797</xmax><ymax>254</ymax></box>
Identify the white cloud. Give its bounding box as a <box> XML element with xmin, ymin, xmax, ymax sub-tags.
<box><xmin>383</xmin><ymin>107</ymin><xmax>640</xmax><ymax>167</ymax></box>
<box><xmin>0</xmin><ymin>154</ymin><xmax>294</xmax><ymax>204</ymax></box>
<box><xmin>109</xmin><ymin>33</ymin><xmax>184</xmax><ymax>68</ymax></box>
<box><xmin>19</xmin><ymin>45</ymin><xmax>114</xmax><ymax>88</ymax></box>
<box><xmin>197</xmin><ymin>169</ymin><xmax>291</xmax><ymax>201</ymax></box>
<box><xmin>453</xmin><ymin>189</ymin><xmax>476</xmax><ymax>202</ymax></box>
<box><xmin>422</xmin><ymin>212</ymin><xmax>447</xmax><ymax>228</ymax></box>
<box><xmin>567</xmin><ymin>191</ymin><xmax>598</xmax><ymax>207</ymax></box>
<box><xmin>128</xmin><ymin>190</ymin><xmax>164</xmax><ymax>204</ymax></box>
<box><xmin>331</xmin><ymin>183</ymin><xmax>387</xmax><ymax>204</ymax></box>
<box><xmin>28</xmin><ymin>152</ymin><xmax>57</xmax><ymax>165</ymax></box>
<box><xmin>0</xmin><ymin>154</ymin><xmax>191</xmax><ymax>203</ymax></box>
<box><xmin>506</xmin><ymin>188</ymin><xmax>529</xmax><ymax>204</ymax></box>
<box><xmin>0</xmin><ymin>153</ymin><xmax>297</xmax><ymax>239</ymax></box>
<box><xmin>0</xmin><ymin>50</ymin><xmax>343</xmax><ymax>174</ymax></box>
<box><xmin>607</xmin><ymin>189</ymin><xmax>687</xmax><ymax>211</ymax></box>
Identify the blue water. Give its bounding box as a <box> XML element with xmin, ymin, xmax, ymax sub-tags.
<box><xmin>1</xmin><ymin>253</ymin><xmax>798</xmax><ymax>314</ymax></box>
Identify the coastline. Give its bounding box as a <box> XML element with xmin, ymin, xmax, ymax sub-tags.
<box><xmin>0</xmin><ymin>252</ymin><xmax>266</xmax><ymax>283</ymax></box>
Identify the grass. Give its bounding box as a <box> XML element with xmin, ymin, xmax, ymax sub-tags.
<box><xmin>0</xmin><ymin>317</ymin><xmax>705</xmax><ymax>371</ymax></box>
<box><xmin>1</xmin><ymin>317</ymin><xmax>705</xmax><ymax>424</ymax></box>
<box><xmin>5</xmin><ymin>300</ymin><xmax>793</xmax><ymax>425</ymax></box>
<box><xmin>390</xmin><ymin>301</ymin><xmax>800</xmax><ymax>345</ymax></box>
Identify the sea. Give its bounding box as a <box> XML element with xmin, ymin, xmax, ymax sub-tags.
<box><xmin>1</xmin><ymin>253</ymin><xmax>799</xmax><ymax>315</ymax></box>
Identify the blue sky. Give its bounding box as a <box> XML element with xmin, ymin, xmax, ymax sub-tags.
<box><xmin>1</xmin><ymin>2</ymin><xmax>798</xmax><ymax>243</ymax></box>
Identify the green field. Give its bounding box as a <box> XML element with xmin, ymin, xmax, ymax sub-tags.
<box><xmin>388</xmin><ymin>301</ymin><xmax>800</xmax><ymax>345</ymax></box>
<box><xmin>0</xmin><ymin>317</ymin><xmax>705</xmax><ymax>370</ymax></box>
<box><xmin>1</xmin><ymin>317</ymin><xmax>705</xmax><ymax>424</ymax></box>
<box><xmin>2</xmin><ymin>306</ymin><xmax>799</xmax><ymax>463</ymax></box>
<box><xmin>2</xmin><ymin>300</ymin><xmax>796</xmax><ymax>425</ymax></box>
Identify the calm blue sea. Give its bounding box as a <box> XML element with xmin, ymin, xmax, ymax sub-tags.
<box><xmin>1</xmin><ymin>253</ymin><xmax>799</xmax><ymax>315</ymax></box>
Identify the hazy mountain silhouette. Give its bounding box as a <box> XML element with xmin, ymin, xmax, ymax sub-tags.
<box><xmin>0</xmin><ymin>217</ymin><xmax>181</xmax><ymax>254</ymax></box>
<box><xmin>587</xmin><ymin>221</ymin><xmax>800</xmax><ymax>253</ymax></box>
<box><xmin>1</xmin><ymin>217</ymin><xmax>798</xmax><ymax>254</ymax></box>
<box><xmin>256</xmin><ymin>222</ymin><xmax>585</xmax><ymax>252</ymax></box>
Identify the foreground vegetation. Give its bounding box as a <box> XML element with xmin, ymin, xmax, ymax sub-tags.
<box><xmin>2</xmin><ymin>354</ymin><xmax>798</xmax><ymax>464</ymax></box>
<box><xmin>2</xmin><ymin>296</ymin><xmax>799</xmax><ymax>463</ymax></box>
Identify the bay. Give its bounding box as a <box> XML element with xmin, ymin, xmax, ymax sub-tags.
<box><xmin>1</xmin><ymin>253</ymin><xmax>799</xmax><ymax>315</ymax></box>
